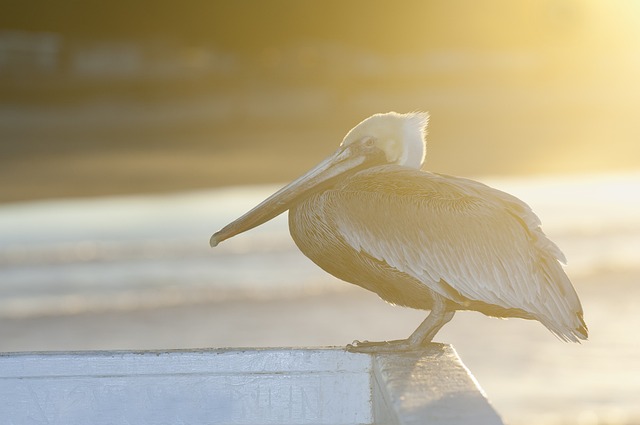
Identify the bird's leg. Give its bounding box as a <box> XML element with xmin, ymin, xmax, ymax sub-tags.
<box><xmin>347</xmin><ymin>295</ymin><xmax>454</xmax><ymax>353</ymax></box>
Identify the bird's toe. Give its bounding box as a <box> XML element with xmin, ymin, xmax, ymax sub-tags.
<box><xmin>346</xmin><ymin>339</ymin><xmax>420</xmax><ymax>353</ymax></box>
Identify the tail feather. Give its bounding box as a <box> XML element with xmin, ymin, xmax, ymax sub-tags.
<box><xmin>542</xmin><ymin>313</ymin><xmax>588</xmax><ymax>343</ymax></box>
<box><xmin>535</xmin><ymin>247</ymin><xmax>588</xmax><ymax>343</ymax></box>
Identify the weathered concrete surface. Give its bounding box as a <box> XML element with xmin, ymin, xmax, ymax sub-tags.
<box><xmin>0</xmin><ymin>344</ymin><xmax>502</xmax><ymax>424</ymax></box>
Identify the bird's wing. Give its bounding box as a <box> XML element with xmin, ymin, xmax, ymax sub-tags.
<box><xmin>327</xmin><ymin>165</ymin><xmax>585</xmax><ymax>340</ymax></box>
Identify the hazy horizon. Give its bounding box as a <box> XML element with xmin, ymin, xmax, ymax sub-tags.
<box><xmin>1</xmin><ymin>1</ymin><xmax>639</xmax><ymax>202</ymax></box>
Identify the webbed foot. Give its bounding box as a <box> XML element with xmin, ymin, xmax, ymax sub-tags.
<box><xmin>346</xmin><ymin>339</ymin><xmax>421</xmax><ymax>353</ymax></box>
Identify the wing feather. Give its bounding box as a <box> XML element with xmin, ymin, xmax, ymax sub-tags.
<box><xmin>327</xmin><ymin>165</ymin><xmax>585</xmax><ymax>341</ymax></box>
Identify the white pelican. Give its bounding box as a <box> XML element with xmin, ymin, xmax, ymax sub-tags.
<box><xmin>211</xmin><ymin>112</ymin><xmax>588</xmax><ymax>351</ymax></box>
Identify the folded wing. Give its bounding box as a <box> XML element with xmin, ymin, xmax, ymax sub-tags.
<box><xmin>327</xmin><ymin>165</ymin><xmax>586</xmax><ymax>341</ymax></box>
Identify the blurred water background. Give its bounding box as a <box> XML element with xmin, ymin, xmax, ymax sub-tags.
<box><xmin>1</xmin><ymin>1</ymin><xmax>640</xmax><ymax>424</ymax></box>
<box><xmin>1</xmin><ymin>176</ymin><xmax>640</xmax><ymax>425</ymax></box>
<box><xmin>1</xmin><ymin>175</ymin><xmax>639</xmax><ymax>318</ymax></box>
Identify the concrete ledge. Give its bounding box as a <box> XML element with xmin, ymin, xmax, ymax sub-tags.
<box><xmin>0</xmin><ymin>343</ymin><xmax>503</xmax><ymax>424</ymax></box>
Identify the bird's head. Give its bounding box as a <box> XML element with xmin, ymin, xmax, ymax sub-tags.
<box><xmin>210</xmin><ymin>112</ymin><xmax>429</xmax><ymax>246</ymax></box>
<box><xmin>341</xmin><ymin>111</ymin><xmax>428</xmax><ymax>169</ymax></box>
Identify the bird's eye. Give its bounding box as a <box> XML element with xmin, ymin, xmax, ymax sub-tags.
<box><xmin>363</xmin><ymin>138</ymin><xmax>375</xmax><ymax>147</ymax></box>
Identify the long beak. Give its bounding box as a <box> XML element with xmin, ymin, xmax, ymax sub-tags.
<box><xmin>210</xmin><ymin>145</ymin><xmax>374</xmax><ymax>247</ymax></box>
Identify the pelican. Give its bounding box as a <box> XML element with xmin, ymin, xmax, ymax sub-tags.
<box><xmin>210</xmin><ymin>112</ymin><xmax>588</xmax><ymax>351</ymax></box>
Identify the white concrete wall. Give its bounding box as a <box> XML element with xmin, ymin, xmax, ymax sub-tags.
<box><xmin>0</xmin><ymin>344</ymin><xmax>503</xmax><ymax>424</ymax></box>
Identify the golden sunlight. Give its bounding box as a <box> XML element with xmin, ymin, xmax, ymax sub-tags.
<box><xmin>2</xmin><ymin>2</ymin><xmax>640</xmax><ymax>425</ymax></box>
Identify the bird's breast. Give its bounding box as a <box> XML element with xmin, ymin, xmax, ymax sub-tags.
<box><xmin>288</xmin><ymin>185</ymin><xmax>437</xmax><ymax>310</ymax></box>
